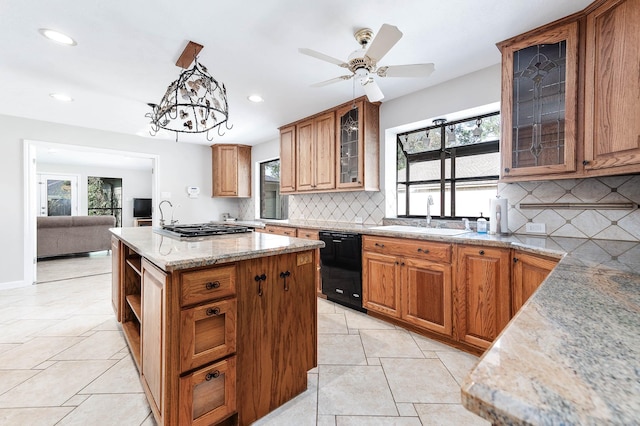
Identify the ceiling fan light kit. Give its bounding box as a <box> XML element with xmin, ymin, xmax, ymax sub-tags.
<box><xmin>146</xmin><ymin>41</ymin><xmax>232</xmax><ymax>141</ymax></box>
<box><xmin>300</xmin><ymin>23</ymin><xmax>434</xmax><ymax>102</ymax></box>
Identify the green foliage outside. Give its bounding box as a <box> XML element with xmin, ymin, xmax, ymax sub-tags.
<box><xmin>88</xmin><ymin>176</ymin><xmax>122</xmax><ymax>226</ymax></box>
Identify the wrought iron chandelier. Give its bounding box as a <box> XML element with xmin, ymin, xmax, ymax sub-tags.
<box><xmin>146</xmin><ymin>42</ymin><xmax>232</xmax><ymax>141</ymax></box>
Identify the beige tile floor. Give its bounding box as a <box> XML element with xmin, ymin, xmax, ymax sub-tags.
<box><xmin>0</xmin><ymin>253</ymin><xmax>489</xmax><ymax>425</ymax></box>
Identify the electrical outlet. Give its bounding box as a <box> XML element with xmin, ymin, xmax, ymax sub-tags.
<box><xmin>354</xmin><ymin>216</ymin><xmax>363</xmax><ymax>224</ymax></box>
<box><xmin>526</xmin><ymin>222</ymin><xmax>546</xmax><ymax>234</ymax></box>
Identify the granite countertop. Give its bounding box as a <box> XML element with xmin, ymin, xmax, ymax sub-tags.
<box><xmin>257</xmin><ymin>218</ymin><xmax>640</xmax><ymax>424</ymax></box>
<box><xmin>110</xmin><ymin>227</ymin><xmax>324</xmax><ymax>271</ymax></box>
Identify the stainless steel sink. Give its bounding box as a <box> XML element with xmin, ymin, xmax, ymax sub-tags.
<box><xmin>369</xmin><ymin>225</ymin><xmax>471</xmax><ymax>236</ymax></box>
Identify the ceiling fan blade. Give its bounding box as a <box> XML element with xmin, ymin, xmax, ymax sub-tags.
<box><xmin>365</xmin><ymin>24</ymin><xmax>403</xmax><ymax>63</ymax></box>
<box><xmin>361</xmin><ymin>79</ymin><xmax>384</xmax><ymax>102</ymax></box>
<box><xmin>299</xmin><ymin>48</ymin><xmax>348</xmax><ymax>67</ymax></box>
<box><xmin>311</xmin><ymin>75</ymin><xmax>353</xmax><ymax>87</ymax></box>
<box><xmin>377</xmin><ymin>63</ymin><xmax>435</xmax><ymax>78</ymax></box>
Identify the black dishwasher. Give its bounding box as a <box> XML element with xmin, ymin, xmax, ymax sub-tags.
<box><xmin>319</xmin><ymin>231</ymin><xmax>365</xmax><ymax>312</ymax></box>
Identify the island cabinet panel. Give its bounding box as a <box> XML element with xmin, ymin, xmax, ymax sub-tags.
<box><xmin>512</xmin><ymin>251</ymin><xmax>558</xmax><ymax>314</ymax></box>
<box><xmin>111</xmin><ymin>236</ymin><xmax>122</xmax><ymax>322</ymax></box>
<box><xmin>180</xmin><ymin>265</ymin><xmax>236</xmax><ymax>307</ymax></box>
<box><xmin>454</xmin><ymin>245</ymin><xmax>511</xmax><ymax>350</ymax></box>
<box><xmin>179</xmin><ymin>298</ymin><xmax>237</xmax><ymax>373</ymax></box>
<box><xmin>236</xmin><ymin>251</ymin><xmax>317</xmax><ymax>425</ymax></box>
<box><xmin>179</xmin><ymin>356</ymin><xmax>237</xmax><ymax>426</ymax></box>
<box><xmin>141</xmin><ymin>259</ymin><xmax>168</xmax><ymax>420</ymax></box>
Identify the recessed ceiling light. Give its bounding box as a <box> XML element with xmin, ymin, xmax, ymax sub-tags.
<box><xmin>247</xmin><ymin>94</ymin><xmax>264</xmax><ymax>103</ymax></box>
<box><xmin>39</xmin><ymin>28</ymin><xmax>77</xmax><ymax>46</ymax></box>
<box><xmin>49</xmin><ymin>93</ymin><xmax>73</xmax><ymax>102</ymax></box>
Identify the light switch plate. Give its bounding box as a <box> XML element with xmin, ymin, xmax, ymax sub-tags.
<box><xmin>526</xmin><ymin>222</ymin><xmax>546</xmax><ymax>233</ymax></box>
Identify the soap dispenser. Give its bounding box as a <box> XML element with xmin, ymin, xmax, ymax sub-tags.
<box><xmin>477</xmin><ymin>213</ymin><xmax>488</xmax><ymax>234</ymax></box>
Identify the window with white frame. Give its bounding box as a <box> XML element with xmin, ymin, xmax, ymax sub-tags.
<box><xmin>259</xmin><ymin>159</ymin><xmax>288</xmax><ymax>220</ymax></box>
<box><xmin>397</xmin><ymin>112</ymin><xmax>500</xmax><ymax>219</ymax></box>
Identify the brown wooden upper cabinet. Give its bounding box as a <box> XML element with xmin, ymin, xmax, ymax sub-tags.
<box><xmin>335</xmin><ymin>100</ymin><xmax>380</xmax><ymax>191</ymax></box>
<box><xmin>584</xmin><ymin>0</ymin><xmax>640</xmax><ymax>173</ymax></box>
<box><xmin>498</xmin><ymin>0</ymin><xmax>640</xmax><ymax>181</ymax></box>
<box><xmin>211</xmin><ymin>144</ymin><xmax>251</xmax><ymax>197</ymax></box>
<box><xmin>296</xmin><ymin>112</ymin><xmax>336</xmax><ymax>192</ymax></box>
<box><xmin>279</xmin><ymin>96</ymin><xmax>380</xmax><ymax>194</ymax></box>
<box><xmin>499</xmin><ymin>22</ymin><xmax>578</xmax><ymax>179</ymax></box>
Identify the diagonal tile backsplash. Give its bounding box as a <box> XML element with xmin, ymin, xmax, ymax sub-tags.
<box><xmin>239</xmin><ymin>174</ymin><xmax>640</xmax><ymax>242</ymax></box>
<box><xmin>499</xmin><ymin>174</ymin><xmax>640</xmax><ymax>241</ymax></box>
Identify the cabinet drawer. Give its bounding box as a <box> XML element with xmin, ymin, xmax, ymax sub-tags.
<box><xmin>263</xmin><ymin>225</ymin><xmax>296</xmax><ymax>236</ymax></box>
<box><xmin>180</xmin><ymin>299</ymin><xmax>237</xmax><ymax>373</ymax></box>
<box><xmin>180</xmin><ymin>266</ymin><xmax>236</xmax><ymax>307</ymax></box>
<box><xmin>296</xmin><ymin>228</ymin><xmax>319</xmax><ymax>239</ymax></box>
<box><xmin>179</xmin><ymin>356</ymin><xmax>237</xmax><ymax>426</ymax></box>
<box><xmin>363</xmin><ymin>236</ymin><xmax>451</xmax><ymax>263</ymax></box>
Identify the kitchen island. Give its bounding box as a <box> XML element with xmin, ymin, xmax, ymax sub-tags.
<box><xmin>110</xmin><ymin>227</ymin><xmax>323</xmax><ymax>426</ymax></box>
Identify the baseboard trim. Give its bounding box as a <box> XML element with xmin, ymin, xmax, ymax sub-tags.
<box><xmin>0</xmin><ymin>280</ymin><xmax>31</xmax><ymax>290</ymax></box>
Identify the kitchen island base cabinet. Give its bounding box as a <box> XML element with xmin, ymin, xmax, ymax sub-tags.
<box><xmin>113</xmin><ymin>236</ymin><xmax>318</xmax><ymax>426</ymax></box>
<box><xmin>236</xmin><ymin>251</ymin><xmax>317</xmax><ymax>425</ymax></box>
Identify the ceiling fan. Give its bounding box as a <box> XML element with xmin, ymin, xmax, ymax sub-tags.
<box><xmin>299</xmin><ymin>24</ymin><xmax>434</xmax><ymax>102</ymax></box>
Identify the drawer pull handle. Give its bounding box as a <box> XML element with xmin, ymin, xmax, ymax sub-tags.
<box><xmin>279</xmin><ymin>270</ymin><xmax>291</xmax><ymax>291</ymax></box>
<box><xmin>206</xmin><ymin>307</ymin><xmax>221</xmax><ymax>316</ymax></box>
<box><xmin>205</xmin><ymin>281</ymin><xmax>221</xmax><ymax>290</ymax></box>
<box><xmin>255</xmin><ymin>274</ymin><xmax>266</xmax><ymax>296</ymax></box>
<box><xmin>417</xmin><ymin>248</ymin><xmax>430</xmax><ymax>254</ymax></box>
<box><xmin>479</xmin><ymin>250</ymin><xmax>485</xmax><ymax>255</ymax></box>
<box><xmin>375</xmin><ymin>242</ymin><xmax>385</xmax><ymax>248</ymax></box>
<box><xmin>205</xmin><ymin>370</ymin><xmax>220</xmax><ymax>381</ymax></box>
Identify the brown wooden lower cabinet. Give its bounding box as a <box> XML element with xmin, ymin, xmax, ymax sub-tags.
<box><xmin>454</xmin><ymin>245</ymin><xmax>511</xmax><ymax>350</ymax></box>
<box><xmin>362</xmin><ymin>236</ymin><xmax>453</xmax><ymax>334</ymax></box>
<box><xmin>512</xmin><ymin>250</ymin><xmax>558</xmax><ymax>313</ymax></box>
<box><xmin>402</xmin><ymin>257</ymin><xmax>452</xmax><ymax>336</ymax></box>
<box><xmin>114</xmin><ymin>238</ymin><xmax>317</xmax><ymax>426</ymax></box>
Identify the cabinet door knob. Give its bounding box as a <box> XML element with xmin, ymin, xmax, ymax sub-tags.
<box><xmin>504</xmin><ymin>167</ymin><xmax>510</xmax><ymax>173</ymax></box>
<box><xmin>417</xmin><ymin>248</ymin><xmax>430</xmax><ymax>254</ymax></box>
<box><xmin>513</xmin><ymin>257</ymin><xmax>519</xmax><ymax>263</ymax></box>
<box><xmin>206</xmin><ymin>307</ymin><xmax>221</xmax><ymax>316</ymax></box>
<box><xmin>205</xmin><ymin>281</ymin><xmax>221</xmax><ymax>290</ymax></box>
<box><xmin>205</xmin><ymin>370</ymin><xmax>220</xmax><ymax>381</ymax></box>
<box><xmin>583</xmin><ymin>160</ymin><xmax>590</xmax><ymax>166</ymax></box>
<box><xmin>479</xmin><ymin>250</ymin><xmax>485</xmax><ymax>255</ymax></box>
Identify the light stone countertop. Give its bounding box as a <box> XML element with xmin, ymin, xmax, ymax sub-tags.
<box><xmin>257</xmin><ymin>218</ymin><xmax>640</xmax><ymax>424</ymax></box>
<box><xmin>110</xmin><ymin>227</ymin><xmax>324</xmax><ymax>272</ymax></box>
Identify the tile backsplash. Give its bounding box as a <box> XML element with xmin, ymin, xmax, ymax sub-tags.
<box><xmin>499</xmin><ymin>174</ymin><xmax>640</xmax><ymax>241</ymax></box>
<box><xmin>239</xmin><ymin>174</ymin><xmax>640</xmax><ymax>242</ymax></box>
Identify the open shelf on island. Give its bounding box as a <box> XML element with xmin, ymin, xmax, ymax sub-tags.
<box><xmin>126</xmin><ymin>294</ymin><xmax>142</xmax><ymax>322</ymax></box>
<box><xmin>122</xmin><ymin>320</ymin><xmax>141</xmax><ymax>371</ymax></box>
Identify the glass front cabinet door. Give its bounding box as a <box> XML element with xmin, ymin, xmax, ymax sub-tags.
<box><xmin>336</xmin><ymin>101</ymin><xmax>364</xmax><ymax>189</ymax></box>
<box><xmin>498</xmin><ymin>22</ymin><xmax>578</xmax><ymax>180</ymax></box>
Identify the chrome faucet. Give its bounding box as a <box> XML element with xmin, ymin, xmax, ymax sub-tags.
<box><xmin>426</xmin><ymin>195</ymin><xmax>434</xmax><ymax>226</ymax></box>
<box><xmin>158</xmin><ymin>200</ymin><xmax>173</xmax><ymax>227</ymax></box>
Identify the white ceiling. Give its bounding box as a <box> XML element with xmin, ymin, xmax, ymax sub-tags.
<box><xmin>1</xmin><ymin>0</ymin><xmax>593</xmax><ymax>147</ymax></box>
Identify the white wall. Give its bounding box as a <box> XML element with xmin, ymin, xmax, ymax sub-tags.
<box><xmin>1</xmin><ymin>114</ymin><xmax>240</xmax><ymax>286</ymax></box>
<box><xmin>37</xmin><ymin>162</ymin><xmax>152</xmax><ymax>227</ymax></box>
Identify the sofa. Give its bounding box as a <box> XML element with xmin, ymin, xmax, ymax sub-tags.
<box><xmin>37</xmin><ymin>215</ymin><xmax>116</xmax><ymax>258</ymax></box>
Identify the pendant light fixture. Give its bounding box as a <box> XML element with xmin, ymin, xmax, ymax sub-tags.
<box><xmin>146</xmin><ymin>41</ymin><xmax>232</xmax><ymax>141</ymax></box>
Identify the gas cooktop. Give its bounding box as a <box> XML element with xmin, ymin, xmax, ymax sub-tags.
<box><xmin>159</xmin><ymin>223</ymin><xmax>252</xmax><ymax>238</ymax></box>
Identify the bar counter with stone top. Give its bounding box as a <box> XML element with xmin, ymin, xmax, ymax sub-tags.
<box><xmin>109</xmin><ymin>226</ymin><xmax>324</xmax><ymax>271</ymax></box>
